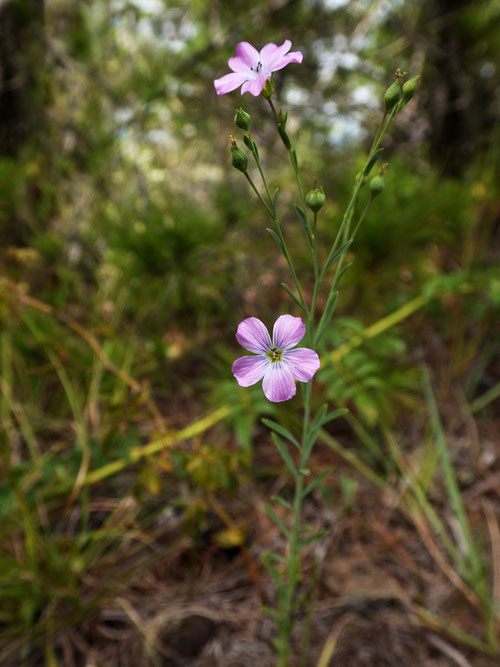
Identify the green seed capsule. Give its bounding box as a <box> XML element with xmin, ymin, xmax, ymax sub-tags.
<box><xmin>384</xmin><ymin>80</ymin><xmax>400</xmax><ymax>111</ymax></box>
<box><xmin>400</xmin><ymin>75</ymin><xmax>420</xmax><ymax>106</ymax></box>
<box><xmin>369</xmin><ymin>174</ymin><xmax>385</xmax><ymax>196</ymax></box>
<box><xmin>306</xmin><ymin>187</ymin><xmax>326</xmax><ymax>212</ymax></box>
<box><xmin>231</xmin><ymin>144</ymin><xmax>248</xmax><ymax>173</ymax></box>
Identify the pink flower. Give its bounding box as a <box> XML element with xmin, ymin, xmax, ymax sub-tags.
<box><xmin>214</xmin><ymin>40</ymin><xmax>303</xmax><ymax>97</ymax></box>
<box><xmin>232</xmin><ymin>315</ymin><xmax>320</xmax><ymax>402</ymax></box>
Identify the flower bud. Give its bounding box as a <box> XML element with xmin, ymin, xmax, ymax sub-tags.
<box><xmin>234</xmin><ymin>107</ymin><xmax>251</xmax><ymax>131</ymax></box>
<box><xmin>306</xmin><ymin>186</ymin><xmax>326</xmax><ymax>212</ymax></box>
<box><xmin>229</xmin><ymin>138</ymin><xmax>248</xmax><ymax>173</ymax></box>
<box><xmin>384</xmin><ymin>80</ymin><xmax>400</xmax><ymax>111</ymax></box>
<box><xmin>369</xmin><ymin>174</ymin><xmax>384</xmax><ymax>197</ymax></box>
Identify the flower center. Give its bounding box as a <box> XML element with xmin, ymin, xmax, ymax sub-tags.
<box><xmin>251</xmin><ymin>61</ymin><xmax>263</xmax><ymax>73</ymax></box>
<box><xmin>267</xmin><ymin>347</ymin><xmax>282</xmax><ymax>363</ymax></box>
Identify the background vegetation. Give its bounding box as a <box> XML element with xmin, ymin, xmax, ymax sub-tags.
<box><xmin>0</xmin><ymin>0</ymin><xmax>498</xmax><ymax>664</ymax></box>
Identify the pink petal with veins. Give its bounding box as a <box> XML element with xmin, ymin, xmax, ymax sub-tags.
<box><xmin>262</xmin><ymin>363</ymin><xmax>296</xmax><ymax>402</ymax></box>
<box><xmin>272</xmin><ymin>315</ymin><xmax>306</xmax><ymax>350</ymax></box>
<box><xmin>261</xmin><ymin>40</ymin><xmax>291</xmax><ymax>68</ymax></box>
<box><xmin>272</xmin><ymin>51</ymin><xmax>303</xmax><ymax>72</ymax></box>
<box><xmin>235</xmin><ymin>317</ymin><xmax>272</xmax><ymax>353</ymax></box>
<box><xmin>232</xmin><ymin>355</ymin><xmax>270</xmax><ymax>387</ymax></box>
<box><xmin>214</xmin><ymin>72</ymin><xmax>248</xmax><ymax>95</ymax></box>
<box><xmin>241</xmin><ymin>72</ymin><xmax>271</xmax><ymax>96</ymax></box>
<box><xmin>235</xmin><ymin>41</ymin><xmax>260</xmax><ymax>68</ymax></box>
<box><xmin>283</xmin><ymin>348</ymin><xmax>320</xmax><ymax>382</ymax></box>
<box><xmin>228</xmin><ymin>56</ymin><xmax>250</xmax><ymax>73</ymax></box>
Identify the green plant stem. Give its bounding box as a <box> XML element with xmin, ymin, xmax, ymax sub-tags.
<box><xmin>267</xmin><ymin>96</ymin><xmax>279</xmax><ymax>121</ymax></box>
<box><xmin>288</xmin><ymin>146</ymin><xmax>308</xmax><ymax>225</ymax></box>
<box><xmin>309</xmin><ymin>212</ymin><xmax>320</xmax><ymax>334</ymax></box>
<box><xmin>267</xmin><ymin>97</ymin><xmax>311</xmax><ymax>233</ymax></box>
<box><xmin>314</xmin><ymin>108</ymin><xmax>398</xmax><ymax>347</ymax></box>
<box><xmin>244</xmin><ymin>171</ymin><xmax>309</xmax><ymax>315</ymax></box>
<box><xmin>277</xmin><ymin>381</ymin><xmax>313</xmax><ymax>666</ymax></box>
<box><xmin>244</xmin><ymin>171</ymin><xmax>273</xmax><ymax>216</ymax></box>
<box><xmin>248</xmin><ymin>134</ymin><xmax>274</xmax><ymax>206</ymax></box>
<box><xmin>351</xmin><ymin>196</ymin><xmax>374</xmax><ymax>239</ymax></box>
<box><xmin>321</xmin><ymin>107</ymin><xmax>396</xmax><ymax>283</ymax></box>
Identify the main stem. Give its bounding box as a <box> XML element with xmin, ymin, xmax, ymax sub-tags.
<box><xmin>278</xmin><ymin>381</ymin><xmax>312</xmax><ymax>666</ymax></box>
<box><xmin>267</xmin><ymin>95</ymin><xmax>319</xmax><ymax>664</ymax></box>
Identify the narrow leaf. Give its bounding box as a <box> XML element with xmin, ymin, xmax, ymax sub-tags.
<box><xmin>300</xmin><ymin>529</ymin><xmax>329</xmax><ymax>547</ymax></box>
<box><xmin>364</xmin><ymin>148</ymin><xmax>384</xmax><ymax>176</ymax></box>
<box><xmin>271</xmin><ymin>433</ymin><xmax>298</xmax><ymax>478</ymax></box>
<box><xmin>262</xmin><ymin>418</ymin><xmax>300</xmax><ymax>449</ymax></box>
<box><xmin>302</xmin><ymin>467</ymin><xmax>334</xmax><ymax>498</ymax></box>
<box><xmin>261</xmin><ymin>560</ymin><xmax>282</xmax><ymax>587</ymax></box>
<box><xmin>272</xmin><ymin>188</ymin><xmax>279</xmax><ymax>220</ymax></box>
<box><xmin>315</xmin><ymin>292</ymin><xmax>338</xmax><ymax>344</ymax></box>
<box><xmin>271</xmin><ymin>495</ymin><xmax>292</xmax><ymax>511</ymax></box>
<box><xmin>261</xmin><ymin>605</ymin><xmax>280</xmax><ymax>620</ymax></box>
<box><xmin>309</xmin><ymin>404</ymin><xmax>327</xmax><ymax>430</ymax></box>
<box><xmin>263</xmin><ymin>502</ymin><xmax>290</xmax><ymax>539</ymax></box>
<box><xmin>278</xmin><ymin>125</ymin><xmax>291</xmax><ymax>150</ymax></box>
<box><xmin>281</xmin><ymin>282</ymin><xmax>306</xmax><ymax>312</ymax></box>
<box><xmin>293</xmin><ymin>204</ymin><xmax>312</xmax><ymax>246</ymax></box>
<box><xmin>264</xmin><ymin>550</ymin><xmax>286</xmax><ymax>564</ymax></box>
<box><xmin>333</xmin><ymin>262</ymin><xmax>352</xmax><ymax>290</ymax></box>
<box><xmin>304</xmin><ymin>408</ymin><xmax>348</xmax><ymax>456</ymax></box>
<box><xmin>266</xmin><ymin>227</ymin><xmax>284</xmax><ymax>253</ymax></box>
<box><xmin>322</xmin><ymin>408</ymin><xmax>348</xmax><ymax>425</ymax></box>
<box><xmin>322</xmin><ymin>240</ymin><xmax>352</xmax><ymax>276</ymax></box>
<box><xmin>243</xmin><ymin>134</ymin><xmax>254</xmax><ymax>151</ymax></box>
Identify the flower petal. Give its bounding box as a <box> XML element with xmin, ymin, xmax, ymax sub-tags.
<box><xmin>235</xmin><ymin>41</ymin><xmax>259</xmax><ymax>68</ymax></box>
<box><xmin>214</xmin><ymin>72</ymin><xmax>248</xmax><ymax>95</ymax></box>
<box><xmin>241</xmin><ymin>72</ymin><xmax>271</xmax><ymax>96</ymax></box>
<box><xmin>282</xmin><ymin>347</ymin><xmax>320</xmax><ymax>383</ymax></box>
<box><xmin>228</xmin><ymin>56</ymin><xmax>250</xmax><ymax>73</ymax></box>
<box><xmin>260</xmin><ymin>39</ymin><xmax>291</xmax><ymax>68</ymax></box>
<box><xmin>262</xmin><ymin>363</ymin><xmax>296</xmax><ymax>402</ymax></box>
<box><xmin>236</xmin><ymin>317</ymin><xmax>272</xmax><ymax>353</ymax></box>
<box><xmin>271</xmin><ymin>50</ymin><xmax>303</xmax><ymax>72</ymax></box>
<box><xmin>272</xmin><ymin>314</ymin><xmax>306</xmax><ymax>350</ymax></box>
<box><xmin>232</xmin><ymin>355</ymin><xmax>270</xmax><ymax>387</ymax></box>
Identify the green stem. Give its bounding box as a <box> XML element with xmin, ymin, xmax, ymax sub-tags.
<box><xmin>309</xmin><ymin>212</ymin><xmax>320</xmax><ymax>334</ymax></box>
<box><xmin>267</xmin><ymin>96</ymin><xmax>279</xmax><ymax>121</ymax></box>
<box><xmin>275</xmin><ymin>221</ymin><xmax>309</xmax><ymax>316</ymax></box>
<box><xmin>249</xmin><ymin>134</ymin><xmax>273</xmax><ymax>205</ymax></box>
<box><xmin>245</xmin><ymin>172</ymin><xmax>309</xmax><ymax>315</ymax></box>
<box><xmin>320</xmin><ymin>107</ymin><xmax>396</xmax><ymax>283</ymax></box>
<box><xmin>267</xmin><ymin>97</ymin><xmax>311</xmax><ymax>234</ymax></box>
<box><xmin>351</xmin><ymin>196</ymin><xmax>374</xmax><ymax>239</ymax></box>
<box><xmin>277</xmin><ymin>381</ymin><xmax>312</xmax><ymax>666</ymax></box>
<box><xmin>288</xmin><ymin>146</ymin><xmax>308</xmax><ymax>222</ymax></box>
<box><xmin>315</xmin><ymin>108</ymin><xmax>398</xmax><ymax>345</ymax></box>
<box><xmin>244</xmin><ymin>171</ymin><xmax>273</xmax><ymax>217</ymax></box>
